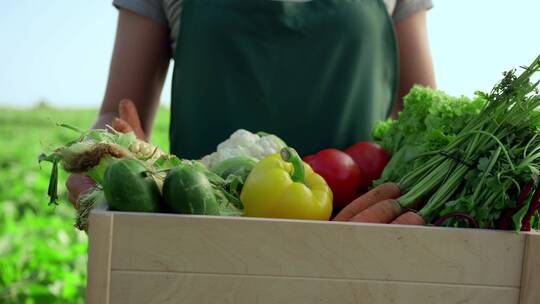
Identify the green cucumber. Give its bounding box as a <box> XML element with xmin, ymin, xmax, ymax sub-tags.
<box><xmin>163</xmin><ymin>164</ymin><xmax>220</xmax><ymax>215</ymax></box>
<box><xmin>103</xmin><ymin>158</ymin><xmax>161</xmax><ymax>212</ymax></box>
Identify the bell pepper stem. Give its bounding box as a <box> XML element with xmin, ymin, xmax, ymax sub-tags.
<box><xmin>280</xmin><ymin>147</ymin><xmax>305</xmax><ymax>183</ymax></box>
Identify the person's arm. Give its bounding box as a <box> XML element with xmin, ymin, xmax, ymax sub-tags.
<box><xmin>391</xmin><ymin>10</ymin><xmax>436</xmax><ymax>118</ymax></box>
<box><xmin>67</xmin><ymin>9</ymin><xmax>171</xmax><ymax>206</ymax></box>
<box><xmin>96</xmin><ymin>8</ymin><xmax>171</xmax><ymax>140</ymax></box>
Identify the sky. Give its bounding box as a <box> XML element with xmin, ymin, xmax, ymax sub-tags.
<box><xmin>0</xmin><ymin>1</ymin><xmax>539</xmax><ymax>108</ymax></box>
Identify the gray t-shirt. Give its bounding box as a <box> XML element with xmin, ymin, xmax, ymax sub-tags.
<box><xmin>114</xmin><ymin>0</ymin><xmax>433</xmax><ymax>54</ymax></box>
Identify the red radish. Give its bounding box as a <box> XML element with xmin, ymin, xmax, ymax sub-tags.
<box><xmin>521</xmin><ymin>183</ymin><xmax>540</xmax><ymax>231</ymax></box>
<box><xmin>433</xmin><ymin>212</ymin><xmax>479</xmax><ymax>228</ymax></box>
<box><xmin>497</xmin><ymin>180</ymin><xmax>533</xmax><ymax>230</ymax></box>
<box><xmin>345</xmin><ymin>142</ymin><xmax>390</xmax><ymax>191</ymax></box>
<box><xmin>304</xmin><ymin>149</ymin><xmax>362</xmax><ymax>210</ymax></box>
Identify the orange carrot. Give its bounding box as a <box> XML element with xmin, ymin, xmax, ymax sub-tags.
<box><xmin>349</xmin><ymin>199</ymin><xmax>402</xmax><ymax>223</ymax></box>
<box><xmin>333</xmin><ymin>183</ymin><xmax>400</xmax><ymax>221</ymax></box>
<box><xmin>391</xmin><ymin>211</ymin><xmax>426</xmax><ymax>225</ymax></box>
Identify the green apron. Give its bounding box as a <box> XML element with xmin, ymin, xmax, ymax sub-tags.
<box><xmin>170</xmin><ymin>0</ymin><xmax>398</xmax><ymax>158</ymax></box>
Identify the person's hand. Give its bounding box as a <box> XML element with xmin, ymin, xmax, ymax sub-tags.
<box><xmin>66</xmin><ymin>99</ymin><xmax>146</xmax><ymax>208</ymax></box>
<box><xmin>333</xmin><ymin>183</ymin><xmax>425</xmax><ymax>225</ymax></box>
<box><xmin>66</xmin><ymin>174</ymin><xmax>96</xmax><ymax>209</ymax></box>
<box><xmin>110</xmin><ymin>99</ymin><xmax>147</xmax><ymax>140</ymax></box>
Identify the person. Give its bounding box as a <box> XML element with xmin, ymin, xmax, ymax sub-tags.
<box><xmin>67</xmin><ymin>0</ymin><xmax>436</xmax><ymax>224</ymax></box>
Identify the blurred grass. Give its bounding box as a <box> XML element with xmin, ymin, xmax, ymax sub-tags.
<box><xmin>0</xmin><ymin>105</ymin><xmax>170</xmax><ymax>303</ymax></box>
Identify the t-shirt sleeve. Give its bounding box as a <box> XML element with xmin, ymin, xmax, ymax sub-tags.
<box><xmin>113</xmin><ymin>0</ymin><xmax>168</xmax><ymax>26</ymax></box>
<box><xmin>393</xmin><ymin>0</ymin><xmax>433</xmax><ymax>22</ymax></box>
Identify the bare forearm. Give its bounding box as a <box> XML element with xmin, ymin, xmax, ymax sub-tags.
<box><xmin>92</xmin><ymin>112</ymin><xmax>116</xmax><ymax>129</ymax></box>
<box><xmin>391</xmin><ymin>11</ymin><xmax>436</xmax><ymax>118</ymax></box>
<box><xmin>98</xmin><ymin>9</ymin><xmax>171</xmax><ymax>136</ymax></box>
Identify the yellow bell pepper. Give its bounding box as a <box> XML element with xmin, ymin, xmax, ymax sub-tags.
<box><xmin>240</xmin><ymin>147</ymin><xmax>333</xmax><ymax>220</ymax></box>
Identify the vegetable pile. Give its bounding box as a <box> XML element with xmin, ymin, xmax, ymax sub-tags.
<box><xmin>375</xmin><ymin>55</ymin><xmax>540</xmax><ymax>231</ymax></box>
<box><xmin>40</xmin><ymin>128</ymin><xmax>334</xmax><ymax>230</ymax></box>
<box><xmin>40</xmin><ymin>56</ymin><xmax>540</xmax><ymax>233</ymax></box>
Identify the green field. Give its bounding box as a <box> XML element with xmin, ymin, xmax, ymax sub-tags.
<box><xmin>0</xmin><ymin>105</ymin><xmax>170</xmax><ymax>303</ymax></box>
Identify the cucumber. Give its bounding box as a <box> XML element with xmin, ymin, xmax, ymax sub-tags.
<box><xmin>163</xmin><ymin>164</ymin><xmax>220</xmax><ymax>215</ymax></box>
<box><xmin>103</xmin><ymin>158</ymin><xmax>161</xmax><ymax>212</ymax></box>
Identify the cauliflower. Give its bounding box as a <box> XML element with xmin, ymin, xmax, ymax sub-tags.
<box><xmin>200</xmin><ymin>129</ymin><xmax>287</xmax><ymax>169</ymax></box>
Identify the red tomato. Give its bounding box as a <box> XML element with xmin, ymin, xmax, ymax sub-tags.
<box><xmin>345</xmin><ymin>142</ymin><xmax>390</xmax><ymax>191</ymax></box>
<box><xmin>303</xmin><ymin>149</ymin><xmax>362</xmax><ymax>210</ymax></box>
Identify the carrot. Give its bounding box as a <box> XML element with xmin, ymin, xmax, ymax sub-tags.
<box><xmin>333</xmin><ymin>183</ymin><xmax>400</xmax><ymax>221</ymax></box>
<box><xmin>349</xmin><ymin>199</ymin><xmax>402</xmax><ymax>223</ymax></box>
<box><xmin>391</xmin><ymin>211</ymin><xmax>426</xmax><ymax>225</ymax></box>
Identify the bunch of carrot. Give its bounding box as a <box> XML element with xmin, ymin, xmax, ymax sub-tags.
<box><xmin>333</xmin><ymin>183</ymin><xmax>423</xmax><ymax>224</ymax></box>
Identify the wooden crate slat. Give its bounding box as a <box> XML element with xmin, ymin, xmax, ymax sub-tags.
<box><xmin>109</xmin><ymin>212</ymin><xmax>525</xmax><ymax>287</ymax></box>
<box><xmin>87</xmin><ymin>212</ymin><xmax>114</xmax><ymax>304</ymax></box>
<box><xmin>519</xmin><ymin>232</ymin><xmax>540</xmax><ymax>304</ymax></box>
<box><xmin>109</xmin><ymin>271</ymin><xmax>520</xmax><ymax>304</ymax></box>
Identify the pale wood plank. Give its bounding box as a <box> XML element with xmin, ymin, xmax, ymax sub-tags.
<box><xmin>519</xmin><ymin>232</ymin><xmax>540</xmax><ymax>304</ymax></box>
<box><xmin>109</xmin><ymin>212</ymin><xmax>525</xmax><ymax>287</ymax></box>
<box><xmin>109</xmin><ymin>271</ymin><xmax>520</xmax><ymax>304</ymax></box>
<box><xmin>87</xmin><ymin>211</ymin><xmax>114</xmax><ymax>304</ymax></box>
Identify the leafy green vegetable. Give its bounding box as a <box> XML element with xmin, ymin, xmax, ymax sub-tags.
<box><xmin>211</xmin><ymin>156</ymin><xmax>258</xmax><ymax>197</ymax></box>
<box><xmin>373</xmin><ymin>85</ymin><xmax>485</xmax><ymax>186</ymax></box>
<box><xmin>377</xmin><ymin>55</ymin><xmax>540</xmax><ymax>230</ymax></box>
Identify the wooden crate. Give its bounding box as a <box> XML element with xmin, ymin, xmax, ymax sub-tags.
<box><xmin>87</xmin><ymin>210</ymin><xmax>540</xmax><ymax>304</ymax></box>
